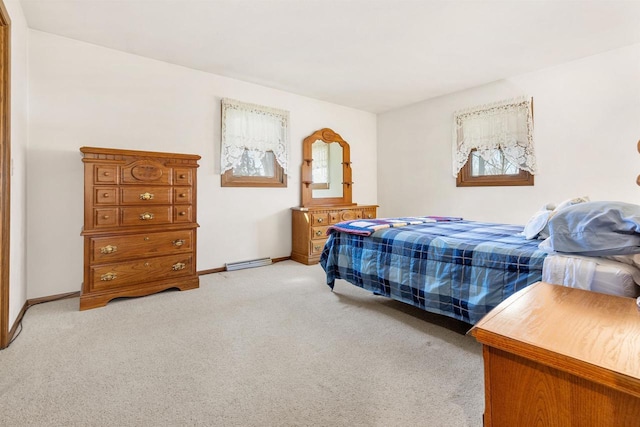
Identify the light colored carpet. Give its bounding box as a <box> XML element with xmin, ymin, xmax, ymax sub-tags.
<box><xmin>0</xmin><ymin>261</ymin><xmax>484</xmax><ymax>426</ymax></box>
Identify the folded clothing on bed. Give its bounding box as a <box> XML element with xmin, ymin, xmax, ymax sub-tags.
<box><xmin>327</xmin><ymin>216</ymin><xmax>463</xmax><ymax>236</ymax></box>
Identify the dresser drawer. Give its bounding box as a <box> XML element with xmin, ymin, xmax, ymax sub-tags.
<box><xmin>121</xmin><ymin>206</ymin><xmax>172</xmax><ymax>226</ymax></box>
<box><xmin>311</xmin><ymin>213</ymin><xmax>329</xmax><ymax>225</ymax></box>
<box><xmin>120</xmin><ymin>187</ymin><xmax>172</xmax><ymax>205</ymax></box>
<box><xmin>174</xmin><ymin>187</ymin><xmax>192</xmax><ymax>204</ymax></box>
<box><xmin>121</xmin><ymin>160</ymin><xmax>172</xmax><ymax>185</ymax></box>
<box><xmin>93</xmin><ymin>165</ymin><xmax>118</xmax><ymax>184</ymax></box>
<box><xmin>174</xmin><ymin>168</ymin><xmax>193</xmax><ymax>185</ymax></box>
<box><xmin>362</xmin><ymin>208</ymin><xmax>376</xmax><ymax>220</ymax></box>
<box><xmin>329</xmin><ymin>209</ymin><xmax>361</xmax><ymax>224</ymax></box>
<box><xmin>94</xmin><ymin>187</ymin><xmax>118</xmax><ymax>205</ymax></box>
<box><xmin>310</xmin><ymin>239</ymin><xmax>327</xmax><ymax>255</ymax></box>
<box><xmin>93</xmin><ymin>208</ymin><xmax>119</xmax><ymax>228</ymax></box>
<box><xmin>311</xmin><ymin>225</ymin><xmax>329</xmax><ymax>239</ymax></box>
<box><xmin>90</xmin><ymin>230</ymin><xmax>194</xmax><ymax>263</ymax></box>
<box><xmin>90</xmin><ymin>253</ymin><xmax>194</xmax><ymax>291</ymax></box>
<box><xmin>173</xmin><ymin>206</ymin><xmax>192</xmax><ymax>223</ymax></box>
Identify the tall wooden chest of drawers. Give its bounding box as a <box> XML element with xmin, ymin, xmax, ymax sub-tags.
<box><xmin>291</xmin><ymin>205</ymin><xmax>377</xmax><ymax>265</ymax></box>
<box><xmin>80</xmin><ymin>147</ymin><xmax>200</xmax><ymax>310</ymax></box>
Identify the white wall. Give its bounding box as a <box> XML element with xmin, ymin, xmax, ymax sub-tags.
<box><xmin>6</xmin><ymin>0</ymin><xmax>29</xmax><ymax>329</ymax></box>
<box><xmin>27</xmin><ymin>30</ymin><xmax>377</xmax><ymax>299</ymax></box>
<box><xmin>378</xmin><ymin>43</ymin><xmax>640</xmax><ymax>225</ymax></box>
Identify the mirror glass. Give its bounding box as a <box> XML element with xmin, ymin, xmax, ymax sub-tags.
<box><xmin>311</xmin><ymin>140</ymin><xmax>343</xmax><ymax>198</ymax></box>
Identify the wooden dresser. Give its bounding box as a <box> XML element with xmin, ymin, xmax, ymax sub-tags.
<box><xmin>291</xmin><ymin>205</ymin><xmax>377</xmax><ymax>265</ymax></box>
<box><xmin>80</xmin><ymin>147</ymin><xmax>200</xmax><ymax>310</ymax></box>
<box><xmin>471</xmin><ymin>282</ymin><xmax>640</xmax><ymax>426</ymax></box>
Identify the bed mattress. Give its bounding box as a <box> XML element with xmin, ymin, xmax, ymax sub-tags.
<box><xmin>542</xmin><ymin>254</ymin><xmax>640</xmax><ymax>298</ymax></box>
<box><xmin>590</xmin><ymin>262</ymin><xmax>640</xmax><ymax>298</ymax></box>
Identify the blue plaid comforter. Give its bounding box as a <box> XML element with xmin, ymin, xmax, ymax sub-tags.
<box><xmin>320</xmin><ymin>220</ymin><xmax>547</xmax><ymax>324</ymax></box>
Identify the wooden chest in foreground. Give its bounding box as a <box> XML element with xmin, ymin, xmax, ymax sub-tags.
<box><xmin>471</xmin><ymin>282</ymin><xmax>640</xmax><ymax>426</ymax></box>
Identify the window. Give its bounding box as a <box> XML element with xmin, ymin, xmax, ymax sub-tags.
<box><xmin>220</xmin><ymin>98</ymin><xmax>289</xmax><ymax>187</ymax></box>
<box><xmin>456</xmin><ymin>149</ymin><xmax>534</xmax><ymax>187</ymax></box>
<box><xmin>453</xmin><ymin>97</ymin><xmax>535</xmax><ymax>187</ymax></box>
<box><xmin>221</xmin><ymin>150</ymin><xmax>287</xmax><ymax>187</ymax></box>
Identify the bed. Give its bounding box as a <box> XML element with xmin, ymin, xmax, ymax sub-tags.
<box><xmin>320</xmin><ymin>203</ymin><xmax>640</xmax><ymax>325</ymax></box>
<box><xmin>320</xmin><ymin>219</ymin><xmax>548</xmax><ymax>325</ymax></box>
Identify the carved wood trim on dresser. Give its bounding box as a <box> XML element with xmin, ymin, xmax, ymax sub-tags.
<box><xmin>291</xmin><ymin>205</ymin><xmax>377</xmax><ymax>265</ymax></box>
<box><xmin>80</xmin><ymin>147</ymin><xmax>200</xmax><ymax>310</ymax></box>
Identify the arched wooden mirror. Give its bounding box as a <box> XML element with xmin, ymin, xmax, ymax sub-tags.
<box><xmin>301</xmin><ymin>128</ymin><xmax>354</xmax><ymax>207</ymax></box>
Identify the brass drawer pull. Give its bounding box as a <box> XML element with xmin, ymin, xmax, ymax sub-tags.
<box><xmin>179</xmin><ymin>174</ymin><xmax>186</xmax><ymax>179</ymax></box>
<box><xmin>102</xmin><ymin>215</ymin><xmax>110</xmax><ymax>220</ymax></box>
<box><xmin>179</xmin><ymin>193</ymin><xmax>187</xmax><ymax>198</ymax></box>
<box><xmin>179</xmin><ymin>211</ymin><xmax>187</xmax><ymax>216</ymax></box>
<box><xmin>139</xmin><ymin>192</ymin><xmax>154</xmax><ymax>200</ymax></box>
<box><xmin>367</xmin><ymin>214</ymin><xmax>373</xmax><ymax>219</ymax></box>
<box><xmin>172</xmin><ymin>239</ymin><xmax>185</xmax><ymax>247</ymax></box>
<box><xmin>100</xmin><ymin>272</ymin><xmax>117</xmax><ymax>281</ymax></box>
<box><xmin>100</xmin><ymin>245</ymin><xmax>118</xmax><ymax>254</ymax></box>
<box><xmin>317</xmin><ymin>218</ymin><xmax>323</xmax><ymax>223</ymax></box>
<box><xmin>172</xmin><ymin>262</ymin><xmax>186</xmax><ymax>271</ymax></box>
<box><xmin>103</xmin><ymin>171</ymin><xmax>110</xmax><ymax>176</ymax></box>
<box><xmin>103</xmin><ymin>193</ymin><xmax>110</xmax><ymax>198</ymax></box>
<box><xmin>140</xmin><ymin>212</ymin><xmax>154</xmax><ymax>221</ymax></box>
<box><xmin>314</xmin><ymin>245</ymin><xmax>322</xmax><ymax>251</ymax></box>
<box><xmin>315</xmin><ymin>230</ymin><xmax>323</xmax><ymax>236</ymax></box>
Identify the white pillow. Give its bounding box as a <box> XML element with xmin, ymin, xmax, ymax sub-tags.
<box><xmin>523</xmin><ymin>209</ymin><xmax>552</xmax><ymax>240</ymax></box>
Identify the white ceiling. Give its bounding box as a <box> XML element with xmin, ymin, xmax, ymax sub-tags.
<box><xmin>19</xmin><ymin>0</ymin><xmax>640</xmax><ymax>113</ymax></box>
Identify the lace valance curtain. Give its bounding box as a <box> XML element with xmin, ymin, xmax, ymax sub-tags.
<box><xmin>452</xmin><ymin>96</ymin><xmax>536</xmax><ymax>177</ymax></box>
<box><xmin>221</xmin><ymin>98</ymin><xmax>290</xmax><ymax>174</ymax></box>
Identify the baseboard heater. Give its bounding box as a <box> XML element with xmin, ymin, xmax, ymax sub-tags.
<box><xmin>225</xmin><ymin>257</ymin><xmax>272</xmax><ymax>271</ymax></box>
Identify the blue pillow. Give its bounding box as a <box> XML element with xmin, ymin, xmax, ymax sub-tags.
<box><xmin>545</xmin><ymin>201</ymin><xmax>640</xmax><ymax>256</ymax></box>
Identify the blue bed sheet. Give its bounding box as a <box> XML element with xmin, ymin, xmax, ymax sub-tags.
<box><xmin>320</xmin><ymin>220</ymin><xmax>547</xmax><ymax>324</ymax></box>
